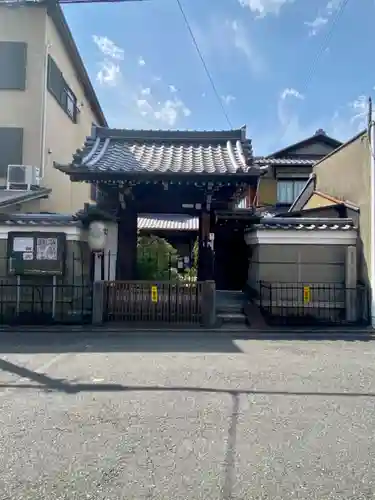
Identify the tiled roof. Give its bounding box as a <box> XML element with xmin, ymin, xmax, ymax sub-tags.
<box><xmin>0</xmin><ymin>213</ymin><xmax>79</xmax><ymax>227</ymax></box>
<box><xmin>254</xmin><ymin>157</ymin><xmax>316</xmax><ymax>166</ymax></box>
<box><xmin>0</xmin><ymin>212</ymin><xmax>199</xmax><ymax>232</ymax></box>
<box><xmin>57</xmin><ymin>127</ymin><xmax>265</xmax><ymax>176</ymax></box>
<box><xmin>138</xmin><ymin>214</ymin><xmax>198</xmax><ymax>231</ymax></box>
<box><xmin>0</xmin><ymin>187</ymin><xmax>51</xmax><ymax>208</ymax></box>
<box><xmin>253</xmin><ymin>217</ymin><xmax>355</xmax><ymax>231</ymax></box>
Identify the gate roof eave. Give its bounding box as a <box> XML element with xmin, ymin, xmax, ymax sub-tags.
<box><xmin>54</xmin><ymin>126</ymin><xmax>268</xmax><ymax>183</ymax></box>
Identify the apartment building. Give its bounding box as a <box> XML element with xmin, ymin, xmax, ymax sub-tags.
<box><xmin>0</xmin><ymin>2</ymin><xmax>107</xmax><ymax>213</ymax></box>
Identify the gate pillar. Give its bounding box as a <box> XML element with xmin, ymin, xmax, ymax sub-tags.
<box><xmin>116</xmin><ymin>199</ymin><xmax>138</xmax><ymax>280</ymax></box>
<box><xmin>197</xmin><ymin>211</ymin><xmax>214</xmax><ymax>281</ymax></box>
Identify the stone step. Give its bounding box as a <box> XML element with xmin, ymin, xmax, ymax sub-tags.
<box><xmin>216</xmin><ymin>302</ymin><xmax>244</xmax><ymax>312</ymax></box>
<box><xmin>218</xmin><ymin>312</ymin><xmax>248</xmax><ymax>324</ymax></box>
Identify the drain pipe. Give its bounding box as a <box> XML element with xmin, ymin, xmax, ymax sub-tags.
<box><xmin>369</xmin><ymin>98</ymin><xmax>375</xmax><ymax>327</ymax></box>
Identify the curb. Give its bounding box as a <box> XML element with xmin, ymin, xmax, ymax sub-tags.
<box><xmin>0</xmin><ymin>326</ymin><xmax>374</xmax><ymax>339</ymax></box>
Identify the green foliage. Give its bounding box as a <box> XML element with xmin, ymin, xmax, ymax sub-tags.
<box><xmin>137</xmin><ymin>235</ymin><xmax>178</xmax><ymax>280</ymax></box>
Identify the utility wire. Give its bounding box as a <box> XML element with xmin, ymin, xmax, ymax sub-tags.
<box><xmin>281</xmin><ymin>0</ymin><xmax>350</xmax><ymax>136</ymax></box>
<box><xmin>175</xmin><ymin>0</ymin><xmax>233</xmax><ymax>129</ymax></box>
<box><xmin>303</xmin><ymin>0</ymin><xmax>350</xmax><ymax>94</ymax></box>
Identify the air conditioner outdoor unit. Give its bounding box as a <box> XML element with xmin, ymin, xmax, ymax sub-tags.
<box><xmin>6</xmin><ymin>165</ymin><xmax>40</xmax><ymax>190</ymax></box>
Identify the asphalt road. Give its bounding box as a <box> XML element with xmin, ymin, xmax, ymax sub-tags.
<box><xmin>0</xmin><ymin>332</ymin><xmax>374</xmax><ymax>499</ymax></box>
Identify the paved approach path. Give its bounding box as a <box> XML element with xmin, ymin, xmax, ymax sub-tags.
<box><xmin>0</xmin><ymin>332</ymin><xmax>374</xmax><ymax>499</ymax></box>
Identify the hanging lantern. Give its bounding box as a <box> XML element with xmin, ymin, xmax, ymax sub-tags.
<box><xmin>87</xmin><ymin>220</ymin><xmax>107</xmax><ymax>251</ymax></box>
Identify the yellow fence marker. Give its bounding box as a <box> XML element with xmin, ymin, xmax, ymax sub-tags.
<box><xmin>303</xmin><ymin>286</ymin><xmax>311</xmax><ymax>304</ymax></box>
<box><xmin>151</xmin><ymin>285</ymin><xmax>158</xmax><ymax>303</ymax></box>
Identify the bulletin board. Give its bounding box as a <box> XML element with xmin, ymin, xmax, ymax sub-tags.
<box><xmin>7</xmin><ymin>232</ymin><xmax>66</xmax><ymax>276</ymax></box>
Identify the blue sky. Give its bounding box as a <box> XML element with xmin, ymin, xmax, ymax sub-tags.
<box><xmin>64</xmin><ymin>0</ymin><xmax>375</xmax><ymax>155</ymax></box>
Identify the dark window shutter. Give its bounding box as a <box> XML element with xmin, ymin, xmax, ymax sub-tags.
<box><xmin>0</xmin><ymin>42</ymin><xmax>27</xmax><ymax>90</ymax></box>
<box><xmin>47</xmin><ymin>55</ymin><xmax>77</xmax><ymax>123</ymax></box>
<box><xmin>0</xmin><ymin>128</ymin><xmax>23</xmax><ymax>176</ymax></box>
<box><xmin>47</xmin><ymin>55</ymin><xmax>64</xmax><ymax>104</ymax></box>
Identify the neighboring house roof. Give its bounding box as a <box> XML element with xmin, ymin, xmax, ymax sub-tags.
<box><xmin>288</xmin><ymin>173</ymin><xmax>359</xmax><ymax>214</ymax></box>
<box><xmin>254</xmin><ymin>157</ymin><xmax>316</xmax><ymax>166</ymax></box>
<box><xmin>138</xmin><ymin>214</ymin><xmax>198</xmax><ymax>231</ymax></box>
<box><xmin>309</xmin><ymin>129</ymin><xmax>366</xmax><ymax>169</ymax></box>
<box><xmin>0</xmin><ymin>187</ymin><xmax>51</xmax><ymax>210</ymax></box>
<box><xmin>0</xmin><ymin>211</ymin><xmax>199</xmax><ymax>232</ymax></box>
<box><xmin>267</xmin><ymin>129</ymin><xmax>342</xmax><ymax>159</ymax></box>
<box><xmin>56</xmin><ymin>127</ymin><xmax>267</xmax><ymax>177</ymax></box>
<box><xmin>253</xmin><ymin>217</ymin><xmax>355</xmax><ymax>231</ymax></box>
<box><xmin>0</xmin><ymin>212</ymin><xmax>78</xmax><ymax>226</ymax></box>
<box><xmin>47</xmin><ymin>4</ymin><xmax>107</xmax><ymax>127</ymax></box>
<box><xmin>289</xmin><ymin>174</ymin><xmax>316</xmax><ymax>212</ymax></box>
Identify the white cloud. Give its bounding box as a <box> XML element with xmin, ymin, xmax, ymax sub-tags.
<box><xmin>96</xmin><ymin>60</ymin><xmax>121</xmax><ymax>87</ymax></box>
<box><xmin>276</xmin><ymin>87</ymin><xmax>308</xmax><ymax>144</ymax></box>
<box><xmin>136</xmin><ymin>96</ymin><xmax>191</xmax><ymax>126</ymax></box>
<box><xmin>222</xmin><ymin>94</ymin><xmax>236</xmax><ymax>105</ymax></box>
<box><xmin>92</xmin><ymin>36</ymin><xmax>190</xmax><ymax>128</ymax></box>
<box><xmin>136</xmin><ymin>98</ymin><xmax>154</xmax><ymax>117</ymax></box>
<box><xmin>349</xmin><ymin>95</ymin><xmax>368</xmax><ymax>126</ymax></box>
<box><xmin>92</xmin><ymin>35</ymin><xmax>124</xmax><ymax>87</ymax></box>
<box><xmin>305</xmin><ymin>16</ymin><xmax>328</xmax><ymax>36</ymax></box>
<box><xmin>330</xmin><ymin>94</ymin><xmax>373</xmax><ymax>139</ymax></box>
<box><xmin>229</xmin><ymin>20</ymin><xmax>265</xmax><ymax>74</ymax></box>
<box><xmin>154</xmin><ymin>99</ymin><xmax>191</xmax><ymax>125</ymax></box>
<box><xmin>92</xmin><ymin>35</ymin><xmax>124</xmax><ymax>60</ymax></box>
<box><xmin>238</xmin><ymin>0</ymin><xmax>294</xmax><ymax>18</ymax></box>
<box><xmin>280</xmin><ymin>87</ymin><xmax>304</xmax><ymax>101</ymax></box>
<box><xmin>305</xmin><ymin>0</ymin><xmax>341</xmax><ymax>36</ymax></box>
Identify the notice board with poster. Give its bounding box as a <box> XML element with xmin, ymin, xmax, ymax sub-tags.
<box><xmin>7</xmin><ymin>232</ymin><xmax>66</xmax><ymax>276</ymax></box>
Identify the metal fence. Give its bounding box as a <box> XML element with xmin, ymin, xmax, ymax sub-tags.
<box><xmin>258</xmin><ymin>281</ymin><xmax>370</xmax><ymax>326</ymax></box>
<box><xmin>0</xmin><ymin>254</ymin><xmax>92</xmax><ymax>325</ymax></box>
<box><xmin>0</xmin><ymin>282</ymin><xmax>93</xmax><ymax>325</ymax></box>
<box><xmin>104</xmin><ymin>280</ymin><xmax>204</xmax><ymax>324</ymax></box>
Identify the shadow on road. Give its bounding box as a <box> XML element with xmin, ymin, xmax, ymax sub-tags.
<box><xmin>0</xmin><ymin>334</ymin><xmax>245</xmax><ymax>354</ymax></box>
<box><xmin>0</xmin><ymin>330</ymin><xmax>372</xmax><ymax>354</ymax></box>
<box><xmin>1</xmin><ymin>357</ymin><xmax>374</xmax><ymax>500</ymax></box>
<box><xmin>1</xmin><ymin>358</ymin><xmax>374</xmax><ymax>398</ymax></box>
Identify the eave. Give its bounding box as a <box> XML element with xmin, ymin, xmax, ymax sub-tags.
<box><xmin>54</xmin><ymin>164</ymin><xmax>263</xmax><ymax>184</ymax></box>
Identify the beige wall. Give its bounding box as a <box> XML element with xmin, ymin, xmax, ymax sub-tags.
<box><xmin>39</xmin><ymin>15</ymin><xmax>98</xmax><ymax>214</ymax></box>
<box><xmin>0</xmin><ymin>6</ymin><xmax>45</xmax><ymax>172</ymax></box>
<box><xmin>257</xmin><ymin>178</ymin><xmax>277</xmax><ymax>205</ymax></box>
<box><xmin>0</xmin><ymin>5</ymin><xmax>102</xmax><ymax>214</ymax></box>
<box><xmin>313</xmin><ymin>133</ymin><xmax>370</xmax><ymax>283</ymax></box>
<box><xmin>303</xmin><ymin>193</ymin><xmax>337</xmax><ymax>210</ymax></box>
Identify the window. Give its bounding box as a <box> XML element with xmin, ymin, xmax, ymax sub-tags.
<box><xmin>47</xmin><ymin>55</ymin><xmax>77</xmax><ymax>122</ymax></box>
<box><xmin>65</xmin><ymin>87</ymin><xmax>76</xmax><ymax>119</ymax></box>
<box><xmin>277</xmin><ymin>179</ymin><xmax>307</xmax><ymax>204</ymax></box>
<box><xmin>0</xmin><ymin>42</ymin><xmax>27</xmax><ymax>90</ymax></box>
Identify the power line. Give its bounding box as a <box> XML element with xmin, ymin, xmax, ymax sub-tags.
<box><xmin>175</xmin><ymin>0</ymin><xmax>233</xmax><ymax>129</ymax></box>
<box><xmin>282</xmin><ymin>0</ymin><xmax>350</xmax><ymax>135</ymax></box>
<box><xmin>303</xmin><ymin>0</ymin><xmax>350</xmax><ymax>94</ymax></box>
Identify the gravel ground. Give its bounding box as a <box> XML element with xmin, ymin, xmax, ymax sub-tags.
<box><xmin>0</xmin><ymin>333</ymin><xmax>374</xmax><ymax>499</ymax></box>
